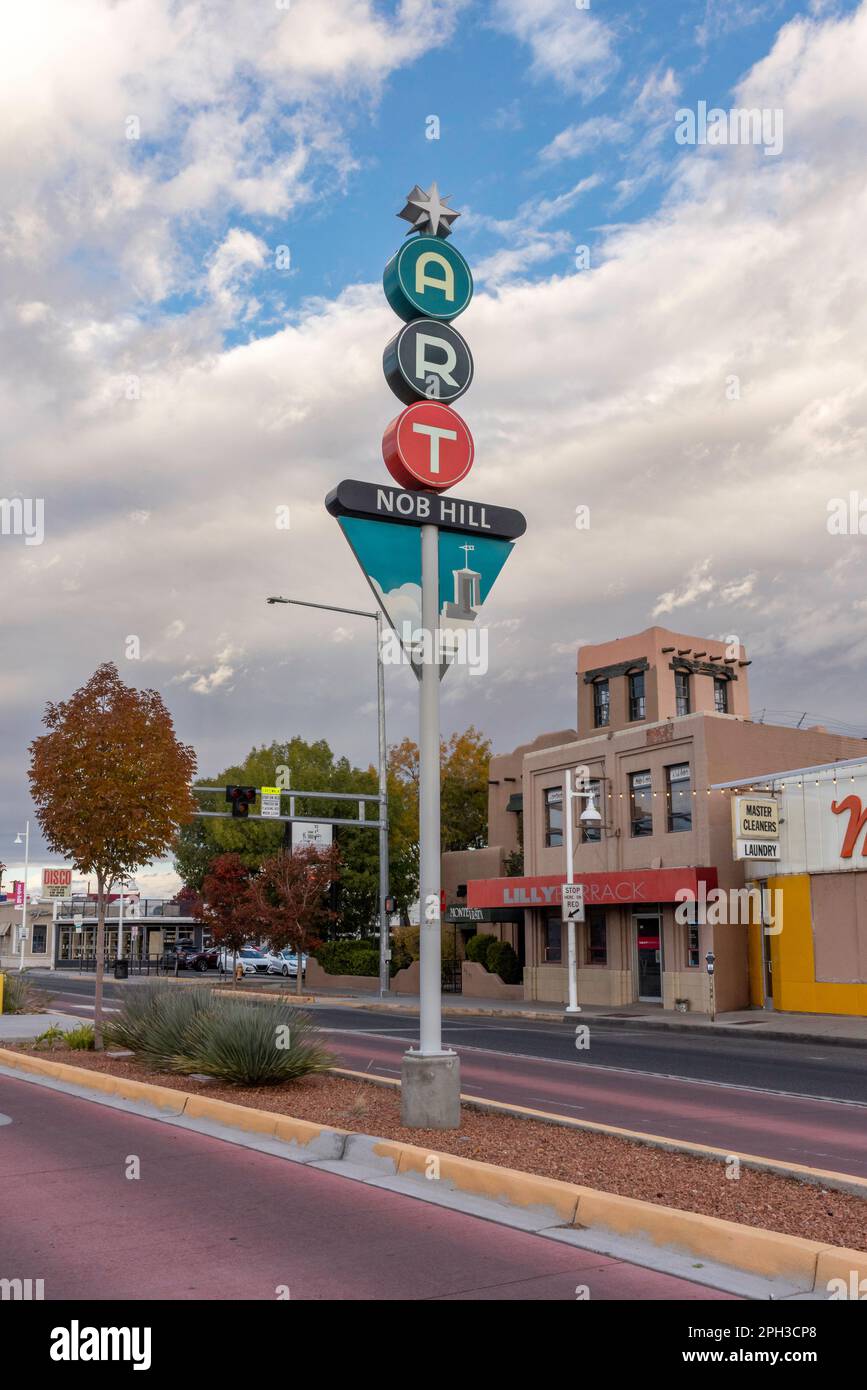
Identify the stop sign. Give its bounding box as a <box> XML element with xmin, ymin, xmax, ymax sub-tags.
<box><xmin>381</xmin><ymin>401</ymin><xmax>474</xmax><ymax>492</ymax></box>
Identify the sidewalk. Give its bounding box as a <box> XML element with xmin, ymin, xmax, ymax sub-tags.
<box><xmin>0</xmin><ymin>1012</ymin><xmax>83</xmax><ymax>1040</ymax></box>
<box><xmin>305</xmin><ymin>989</ymin><xmax>867</xmax><ymax>1049</ymax></box>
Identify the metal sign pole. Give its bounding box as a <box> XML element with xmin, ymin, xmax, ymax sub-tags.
<box><xmin>375</xmin><ymin>611</ymin><xmax>391</xmax><ymax>998</ymax></box>
<box><xmin>564</xmin><ymin>770</ymin><xmax>580</xmax><ymax>1015</ymax></box>
<box><xmin>400</xmin><ymin>521</ymin><xmax>460</xmax><ymax>1126</ymax></box>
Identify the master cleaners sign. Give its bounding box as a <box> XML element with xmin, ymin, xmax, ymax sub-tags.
<box><xmin>732</xmin><ymin>795</ymin><xmax>780</xmax><ymax>861</ymax></box>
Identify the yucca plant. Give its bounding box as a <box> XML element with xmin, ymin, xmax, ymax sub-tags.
<box><xmin>180</xmin><ymin>1000</ymin><xmax>334</xmax><ymax>1086</ymax></box>
<box><xmin>104</xmin><ymin>982</ymin><xmax>211</xmax><ymax>1069</ymax></box>
<box><xmin>1</xmin><ymin>971</ymin><xmax>53</xmax><ymax>1015</ymax></box>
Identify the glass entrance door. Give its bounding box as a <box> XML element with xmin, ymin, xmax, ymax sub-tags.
<box><xmin>635</xmin><ymin>911</ymin><xmax>662</xmax><ymax>1001</ymax></box>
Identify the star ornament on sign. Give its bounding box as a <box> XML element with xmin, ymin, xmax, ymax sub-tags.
<box><xmin>398</xmin><ymin>182</ymin><xmax>461</xmax><ymax>239</ymax></box>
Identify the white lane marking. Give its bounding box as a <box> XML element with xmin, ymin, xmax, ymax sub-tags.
<box><xmin>326</xmin><ymin>1028</ymin><xmax>867</xmax><ymax>1111</ymax></box>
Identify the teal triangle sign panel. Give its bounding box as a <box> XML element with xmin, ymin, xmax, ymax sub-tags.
<box><xmin>337</xmin><ymin>516</ymin><xmax>514</xmax><ymax>674</ymax></box>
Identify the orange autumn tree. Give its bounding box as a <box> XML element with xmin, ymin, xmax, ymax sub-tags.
<box><xmin>28</xmin><ymin>663</ymin><xmax>197</xmax><ymax>1047</ymax></box>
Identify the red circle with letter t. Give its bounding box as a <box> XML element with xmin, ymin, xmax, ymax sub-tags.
<box><xmin>381</xmin><ymin>401</ymin><xmax>474</xmax><ymax>492</ymax></box>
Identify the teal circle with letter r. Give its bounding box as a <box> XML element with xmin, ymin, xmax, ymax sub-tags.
<box><xmin>383</xmin><ymin>236</ymin><xmax>473</xmax><ymax>322</ymax></box>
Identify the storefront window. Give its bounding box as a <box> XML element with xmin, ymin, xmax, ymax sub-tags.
<box><xmin>32</xmin><ymin>925</ymin><xmax>47</xmax><ymax>954</ymax></box>
<box><xmin>585</xmin><ymin>907</ymin><xmax>607</xmax><ymax>965</ymax></box>
<box><xmin>544</xmin><ymin>914</ymin><xmax>562</xmax><ymax>962</ymax></box>
<box><xmin>544</xmin><ymin>786</ymin><xmax>563</xmax><ymax>847</ymax></box>
<box><xmin>628</xmin><ymin>670</ymin><xmax>646</xmax><ymax>721</ymax></box>
<box><xmin>666</xmin><ymin>764</ymin><xmax>692</xmax><ymax>832</ymax></box>
<box><xmin>629</xmin><ymin>770</ymin><xmax>653</xmax><ymax>836</ymax></box>
<box><xmin>580</xmin><ymin>778</ymin><xmax>603</xmax><ymax>843</ymax></box>
<box><xmin>714</xmin><ymin>677</ymin><xmax>729</xmax><ymax>713</ymax></box>
<box><xmin>675</xmin><ymin>669</ymin><xmax>690</xmax><ymax>716</ymax></box>
<box><xmin>593</xmin><ymin>679</ymin><xmax>610</xmax><ymax>728</ymax></box>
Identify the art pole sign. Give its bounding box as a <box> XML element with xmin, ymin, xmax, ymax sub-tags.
<box><xmin>327</xmin><ymin>183</ymin><xmax>527</xmax><ymax>1127</ymax></box>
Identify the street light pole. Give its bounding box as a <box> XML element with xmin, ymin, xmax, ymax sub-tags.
<box><xmin>14</xmin><ymin>822</ymin><xmax>30</xmax><ymax>973</ymax></box>
<box><xmin>267</xmin><ymin>596</ymin><xmax>391</xmax><ymax>996</ymax></box>
<box><xmin>562</xmin><ymin>771</ymin><xmax>601</xmax><ymax>1015</ymax></box>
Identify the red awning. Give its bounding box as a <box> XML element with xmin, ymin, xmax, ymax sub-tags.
<box><xmin>467</xmin><ymin>867</ymin><xmax>718</xmax><ymax>910</ymax></box>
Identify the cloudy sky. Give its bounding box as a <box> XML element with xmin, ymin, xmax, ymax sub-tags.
<box><xmin>2</xmin><ymin>0</ymin><xmax>866</xmax><ymax>893</ymax></box>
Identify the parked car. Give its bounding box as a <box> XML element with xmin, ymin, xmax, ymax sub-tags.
<box><xmin>265</xmin><ymin>948</ymin><xmax>308</xmax><ymax>978</ymax></box>
<box><xmin>217</xmin><ymin>947</ymin><xmax>268</xmax><ymax>976</ymax></box>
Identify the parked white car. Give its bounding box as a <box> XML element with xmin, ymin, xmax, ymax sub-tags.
<box><xmin>265</xmin><ymin>948</ymin><xmax>308</xmax><ymax>978</ymax></box>
<box><xmin>217</xmin><ymin>947</ymin><xmax>267</xmax><ymax>976</ymax></box>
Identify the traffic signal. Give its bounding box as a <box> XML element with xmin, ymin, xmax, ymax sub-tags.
<box><xmin>226</xmin><ymin>785</ymin><xmax>257</xmax><ymax>818</ymax></box>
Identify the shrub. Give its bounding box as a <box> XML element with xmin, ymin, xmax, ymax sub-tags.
<box><xmin>104</xmin><ymin>981</ymin><xmax>334</xmax><ymax>1085</ymax></box>
<box><xmin>314</xmin><ymin>940</ymin><xmax>379</xmax><ymax>977</ymax></box>
<box><xmin>485</xmin><ymin>940</ymin><xmax>522</xmax><ymax>985</ymax></box>
<box><xmin>182</xmin><ymin>1000</ymin><xmax>333</xmax><ymax>1086</ymax></box>
<box><xmin>104</xmin><ymin>982</ymin><xmax>212</xmax><ymax>1068</ymax></box>
<box><xmin>32</xmin><ymin>1023</ymin><xmax>67</xmax><ymax>1050</ymax></box>
<box><xmin>392</xmin><ymin>925</ymin><xmax>419</xmax><ymax>960</ymax></box>
<box><xmin>1</xmin><ymin>972</ymin><xmax>53</xmax><ymax>1015</ymax></box>
<box><xmin>465</xmin><ymin>933</ymin><xmax>495</xmax><ymax>968</ymax></box>
<box><xmin>65</xmin><ymin>1024</ymin><xmax>95</xmax><ymax>1051</ymax></box>
<box><xmin>389</xmin><ymin>943</ymin><xmax>413</xmax><ymax>977</ymax></box>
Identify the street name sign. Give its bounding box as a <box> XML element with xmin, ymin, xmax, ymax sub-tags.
<box><xmin>326</xmin><ymin>480</ymin><xmax>526</xmax><ymax>540</ymax></box>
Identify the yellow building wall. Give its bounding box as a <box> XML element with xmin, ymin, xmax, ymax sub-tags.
<box><xmin>765</xmin><ymin>873</ymin><xmax>867</xmax><ymax>1017</ymax></box>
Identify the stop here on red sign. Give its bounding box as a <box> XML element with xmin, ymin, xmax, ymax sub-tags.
<box><xmin>382</xmin><ymin>400</ymin><xmax>474</xmax><ymax>492</ymax></box>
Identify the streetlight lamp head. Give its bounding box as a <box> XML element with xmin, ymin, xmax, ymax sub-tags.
<box><xmin>14</xmin><ymin>833</ymin><xmax>23</xmax><ymax>845</ymax></box>
<box><xmin>579</xmin><ymin>794</ymin><xmax>602</xmax><ymax>824</ymax></box>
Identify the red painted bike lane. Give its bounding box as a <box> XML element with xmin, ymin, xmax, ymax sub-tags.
<box><xmin>0</xmin><ymin>1075</ymin><xmax>732</xmax><ymax>1302</ymax></box>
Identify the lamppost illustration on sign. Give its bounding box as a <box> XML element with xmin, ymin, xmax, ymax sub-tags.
<box><xmin>327</xmin><ymin>184</ymin><xmax>527</xmax><ymax>1129</ymax></box>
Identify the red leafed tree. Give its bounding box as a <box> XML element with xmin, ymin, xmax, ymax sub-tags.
<box><xmin>194</xmin><ymin>853</ymin><xmax>259</xmax><ymax>970</ymax></box>
<box><xmin>28</xmin><ymin>663</ymin><xmax>197</xmax><ymax>1048</ymax></box>
<box><xmin>251</xmin><ymin>844</ymin><xmax>339</xmax><ymax>995</ymax></box>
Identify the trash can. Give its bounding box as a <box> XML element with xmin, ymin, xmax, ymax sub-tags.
<box><xmin>114</xmin><ymin>958</ymin><xmax>129</xmax><ymax>980</ymax></box>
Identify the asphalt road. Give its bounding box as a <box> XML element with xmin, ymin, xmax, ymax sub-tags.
<box><xmin>41</xmin><ymin>978</ymin><xmax>867</xmax><ymax>1177</ymax></box>
<box><xmin>0</xmin><ymin>1075</ymin><xmax>728</xmax><ymax>1301</ymax></box>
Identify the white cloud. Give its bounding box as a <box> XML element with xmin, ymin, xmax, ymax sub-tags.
<box><xmin>540</xmin><ymin>116</ymin><xmax>631</xmax><ymax>164</ymax></box>
<box><xmin>493</xmin><ymin>0</ymin><xmax>619</xmax><ymax>98</ymax></box>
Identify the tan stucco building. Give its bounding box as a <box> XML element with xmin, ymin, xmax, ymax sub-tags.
<box><xmin>444</xmin><ymin>626</ymin><xmax>867</xmax><ymax>1012</ymax></box>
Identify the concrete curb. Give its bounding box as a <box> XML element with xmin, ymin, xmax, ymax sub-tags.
<box><xmin>331</xmin><ymin>1066</ymin><xmax>867</xmax><ymax>1199</ymax></box>
<box><xmin>1</xmin><ymin>1045</ymin><xmax>864</xmax><ymax>1295</ymax></box>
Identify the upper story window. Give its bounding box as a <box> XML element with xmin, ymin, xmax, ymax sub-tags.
<box><xmin>666</xmin><ymin>763</ymin><xmax>692</xmax><ymax>832</ymax></box>
<box><xmin>593</xmin><ymin>679</ymin><xmax>610</xmax><ymax>728</ymax></box>
<box><xmin>714</xmin><ymin>677</ymin><xmax>729</xmax><ymax>714</ymax></box>
<box><xmin>629</xmin><ymin>770</ymin><xmax>653</xmax><ymax>837</ymax></box>
<box><xmin>544</xmin><ymin>786</ymin><xmax>563</xmax><ymax>848</ymax></box>
<box><xmin>628</xmin><ymin>670</ymin><xmax>646</xmax><ymax>722</ymax></box>
<box><xmin>675</xmin><ymin>670</ymin><xmax>691</xmax><ymax>717</ymax></box>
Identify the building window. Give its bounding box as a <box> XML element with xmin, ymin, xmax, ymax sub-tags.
<box><xmin>544</xmin><ymin>786</ymin><xmax>563</xmax><ymax>848</ymax></box>
<box><xmin>675</xmin><ymin>670</ymin><xmax>691</xmax><ymax>716</ymax></box>
<box><xmin>586</xmin><ymin>907</ymin><xmax>607</xmax><ymax>965</ymax></box>
<box><xmin>666</xmin><ymin>764</ymin><xmax>692</xmax><ymax>832</ymax></box>
<box><xmin>628</xmin><ymin>670</ymin><xmax>646</xmax><ymax>721</ymax></box>
<box><xmin>580</xmin><ymin>778</ymin><xmax>603</xmax><ymax>843</ymax></box>
<box><xmin>593</xmin><ymin>679</ymin><xmax>610</xmax><ymax>728</ymax></box>
<box><xmin>32</xmin><ymin>924</ymin><xmax>47</xmax><ymax>954</ymax></box>
<box><xmin>714</xmin><ymin>677</ymin><xmax>729</xmax><ymax>713</ymax></box>
<box><xmin>544</xmin><ymin>914</ymin><xmax>562</xmax><ymax>962</ymax></box>
<box><xmin>687</xmin><ymin>922</ymin><xmax>700</xmax><ymax>968</ymax></box>
<box><xmin>629</xmin><ymin>771</ymin><xmax>653</xmax><ymax>836</ymax></box>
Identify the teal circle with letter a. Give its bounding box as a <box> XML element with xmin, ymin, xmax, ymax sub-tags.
<box><xmin>383</xmin><ymin>236</ymin><xmax>473</xmax><ymax>322</ymax></box>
